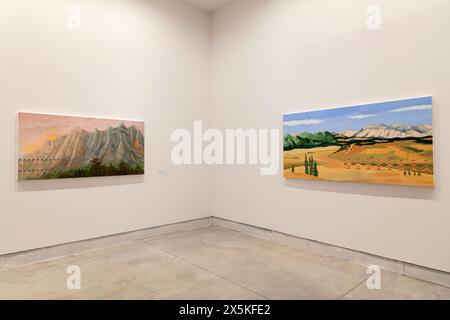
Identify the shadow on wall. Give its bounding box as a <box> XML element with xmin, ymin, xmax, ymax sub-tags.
<box><xmin>285</xmin><ymin>178</ymin><xmax>436</xmax><ymax>201</ymax></box>
<box><xmin>16</xmin><ymin>175</ymin><xmax>145</xmax><ymax>192</ymax></box>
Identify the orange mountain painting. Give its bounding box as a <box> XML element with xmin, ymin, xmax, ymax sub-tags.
<box><xmin>18</xmin><ymin>113</ymin><xmax>145</xmax><ymax>181</ymax></box>
<box><xmin>283</xmin><ymin>97</ymin><xmax>434</xmax><ymax>187</ymax></box>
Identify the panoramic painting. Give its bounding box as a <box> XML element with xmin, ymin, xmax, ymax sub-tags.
<box><xmin>18</xmin><ymin>113</ymin><xmax>145</xmax><ymax>181</ymax></box>
<box><xmin>283</xmin><ymin>97</ymin><xmax>434</xmax><ymax>187</ymax></box>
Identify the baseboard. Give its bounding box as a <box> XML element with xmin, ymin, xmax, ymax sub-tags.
<box><xmin>0</xmin><ymin>217</ymin><xmax>213</xmax><ymax>270</ymax></box>
<box><xmin>1</xmin><ymin>215</ymin><xmax>448</xmax><ymax>289</ymax></box>
<box><xmin>212</xmin><ymin>217</ymin><xmax>450</xmax><ymax>288</ymax></box>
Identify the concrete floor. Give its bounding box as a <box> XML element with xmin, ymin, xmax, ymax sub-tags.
<box><xmin>1</xmin><ymin>227</ymin><xmax>449</xmax><ymax>300</ymax></box>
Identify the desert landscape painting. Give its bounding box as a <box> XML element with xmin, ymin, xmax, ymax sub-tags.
<box><xmin>284</xmin><ymin>97</ymin><xmax>434</xmax><ymax>187</ymax></box>
<box><xmin>18</xmin><ymin>113</ymin><xmax>145</xmax><ymax>181</ymax></box>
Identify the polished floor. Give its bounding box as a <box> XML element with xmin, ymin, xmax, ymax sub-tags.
<box><xmin>1</xmin><ymin>227</ymin><xmax>449</xmax><ymax>300</ymax></box>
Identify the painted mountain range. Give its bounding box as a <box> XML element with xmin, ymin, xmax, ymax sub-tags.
<box><xmin>34</xmin><ymin>124</ymin><xmax>145</xmax><ymax>168</ymax></box>
<box><xmin>340</xmin><ymin>124</ymin><xmax>432</xmax><ymax>139</ymax></box>
<box><xmin>18</xmin><ymin>113</ymin><xmax>145</xmax><ymax>181</ymax></box>
<box><xmin>284</xmin><ymin>124</ymin><xmax>432</xmax><ymax>150</ymax></box>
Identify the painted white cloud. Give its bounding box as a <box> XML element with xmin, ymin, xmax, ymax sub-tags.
<box><xmin>349</xmin><ymin>114</ymin><xmax>377</xmax><ymax>120</ymax></box>
<box><xmin>283</xmin><ymin>119</ymin><xmax>324</xmax><ymax>127</ymax></box>
<box><xmin>389</xmin><ymin>105</ymin><xmax>432</xmax><ymax>113</ymax></box>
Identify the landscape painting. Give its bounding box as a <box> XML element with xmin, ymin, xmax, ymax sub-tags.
<box><xmin>284</xmin><ymin>97</ymin><xmax>434</xmax><ymax>187</ymax></box>
<box><xmin>18</xmin><ymin>113</ymin><xmax>145</xmax><ymax>181</ymax></box>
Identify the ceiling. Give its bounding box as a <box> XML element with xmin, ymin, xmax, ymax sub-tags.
<box><xmin>182</xmin><ymin>0</ymin><xmax>234</xmax><ymax>11</ymax></box>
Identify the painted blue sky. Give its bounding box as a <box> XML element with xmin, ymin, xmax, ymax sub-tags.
<box><xmin>283</xmin><ymin>97</ymin><xmax>433</xmax><ymax>135</ymax></box>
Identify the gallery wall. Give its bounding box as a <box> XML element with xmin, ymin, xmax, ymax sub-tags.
<box><xmin>0</xmin><ymin>0</ymin><xmax>212</xmax><ymax>255</ymax></box>
<box><xmin>211</xmin><ymin>0</ymin><xmax>450</xmax><ymax>272</ymax></box>
<box><xmin>1</xmin><ymin>0</ymin><xmax>449</xmax><ymax>274</ymax></box>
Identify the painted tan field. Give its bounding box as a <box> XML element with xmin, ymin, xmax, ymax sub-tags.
<box><xmin>284</xmin><ymin>142</ymin><xmax>434</xmax><ymax>187</ymax></box>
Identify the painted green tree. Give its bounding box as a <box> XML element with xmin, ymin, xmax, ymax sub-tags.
<box><xmin>39</xmin><ymin>158</ymin><xmax>144</xmax><ymax>180</ymax></box>
<box><xmin>89</xmin><ymin>157</ymin><xmax>104</xmax><ymax>176</ymax></box>
<box><xmin>303</xmin><ymin>155</ymin><xmax>319</xmax><ymax>177</ymax></box>
<box><xmin>305</xmin><ymin>154</ymin><xmax>309</xmax><ymax>174</ymax></box>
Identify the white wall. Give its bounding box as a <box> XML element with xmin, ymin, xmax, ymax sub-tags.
<box><xmin>211</xmin><ymin>0</ymin><xmax>450</xmax><ymax>272</ymax></box>
<box><xmin>0</xmin><ymin>0</ymin><xmax>211</xmax><ymax>255</ymax></box>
